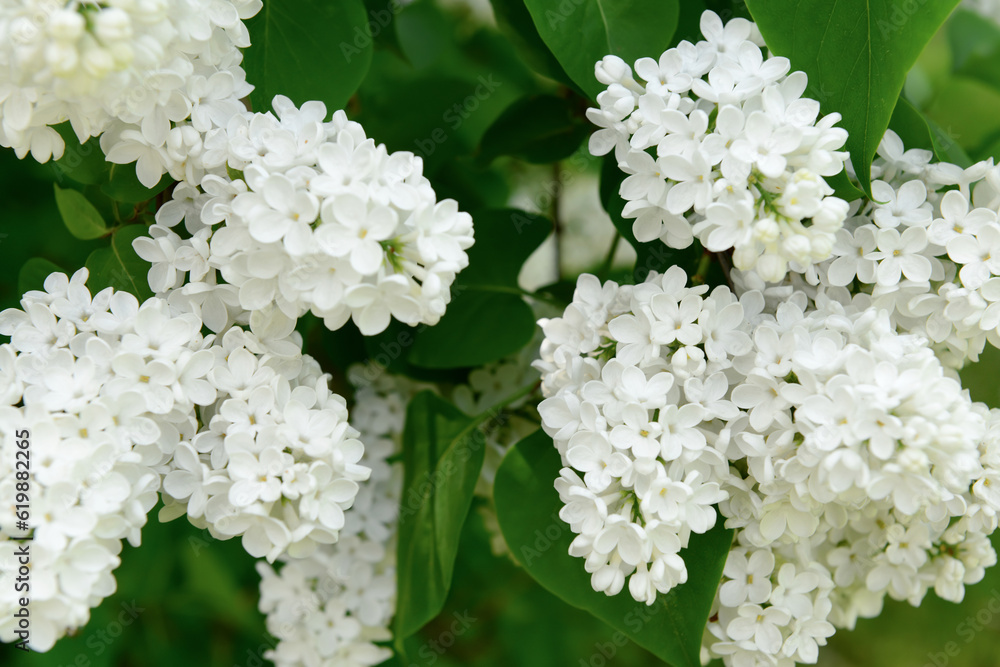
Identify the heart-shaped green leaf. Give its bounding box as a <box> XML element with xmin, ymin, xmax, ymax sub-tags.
<box><xmin>85</xmin><ymin>224</ymin><xmax>154</xmax><ymax>301</ymax></box>
<box><xmin>53</xmin><ymin>183</ymin><xmax>108</xmax><ymax>240</ymax></box>
<box><xmin>522</xmin><ymin>0</ymin><xmax>680</xmax><ymax>100</ymax></box>
<box><xmin>745</xmin><ymin>0</ymin><xmax>962</xmax><ymax>196</ymax></box>
<box><xmin>494</xmin><ymin>429</ymin><xmax>733</xmax><ymax>667</ymax></box>
<box><xmin>394</xmin><ymin>391</ymin><xmax>489</xmax><ymax>643</ymax></box>
<box><xmin>244</xmin><ymin>0</ymin><xmax>373</xmax><ymax>114</ymax></box>
<box><xmin>408</xmin><ymin>209</ymin><xmax>550</xmax><ymax>368</ymax></box>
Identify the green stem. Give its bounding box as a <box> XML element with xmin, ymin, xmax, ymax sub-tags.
<box><xmin>749</xmin><ymin>174</ymin><xmax>789</xmax><ymax>223</ymax></box>
<box><xmin>715</xmin><ymin>250</ymin><xmax>735</xmax><ymax>291</ymax></box>
<box><xmin>691</xmin><ymin>251</ymin><xmax>713</xmax><ymax>285</ymax></box>
<box><xmin>551</xmin><ymin>161</ymin><xmax>562</xmax><ymax>279</ymax></box>
<box><xmin>472</xmin><ymin>284</ymin><xmax>566</xmax><ymax>308</ymax></box>
<box><xmin>598</xmin><ymin>232</ymin><xmax>622</xmax><ymax>280</ymax></box>
<box><xmin>473</xmin><ymin>380</ymin><xmax>541</xmax><ymax>424</ymax></box>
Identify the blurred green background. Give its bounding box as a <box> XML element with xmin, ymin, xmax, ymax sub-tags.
<box><xmin>5</xmin><ymin>1</ymin><xmax>1000</xmax><ymax>666</ymax></box>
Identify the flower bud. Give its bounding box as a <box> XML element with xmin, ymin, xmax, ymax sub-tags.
<box><xmin>756</xmin><ymin>253</ymin><xmax>787</xmax><ymax>282</ymax></box>
<box><xmin>595</xmin><ymin>55</ymin><xmax>631</xmax><ymax>86</ymax></box>
<box><xmin>782</xmin><ymin>233</ymin><xmax>812</xmax><ymax>263</ymax></box>
<box><xmin>94</xmin><ymin>9</ymin><xmax>133</xmax><ymax>43</ymax></box>
<box><xmin>46</xmin><ymin>42</ymin><xmax>80</xmax><ymax>77</ymax></box>
<box><xmin>49</xmin><ymin>10</ymin><xmax>85</xmax><ymax>42</ymax></box>
<box><xmin>82</xmin><ymin>46</ymin><xmax>115</xmax><ymax>79</ymax></box>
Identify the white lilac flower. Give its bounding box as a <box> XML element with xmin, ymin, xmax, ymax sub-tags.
<box><xmin>589</xmin><ymin>10</ymin><xmax>850</xmax><ymax>282</ymax></box>
<box><xmin>0</xmin><ymin>0</ymin><xmax>260</xmax><ymax>184</ymax></box>
<box><xmin>133</xmin><ymin>95</ymin><xmax>475</xmax><ymax>336</ymax></box>
<box><xmin>757</xmin><ymin>128</ymin><xmax>1000</xmax><ymax>369</ymax></box>
<box><xmin>162</xmin><ymin>313</ymin><xmax>371</xmax><ymax>561</ymax></box>
<box><xmin>536</xmin><ymin>267</ymin><xmax>1000</xmax><ymax>667</ymax></box>
<box><xmin>255</xmin><ymin>367</ymin><xmax>416</xmax><ymax>667</ymax></box>
<box><xmin>255</xmin><ymin>341</ymin><xmax>546</xmax><ymax>666</ymax></box>
<box><xmin>0</xmin><ymin>268</ymin><xmax>369</xmax><ymax>651</ymax></box>
<box><xmin>0</xmin><ymin>269</ymin><xmax>206</xmax><ymax>650</ymax></box>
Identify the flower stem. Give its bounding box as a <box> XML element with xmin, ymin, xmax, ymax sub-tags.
<box><xmin>598</xmin><ymin>232</ymin><xmax>622</xmax><ymax>280</ymax></box>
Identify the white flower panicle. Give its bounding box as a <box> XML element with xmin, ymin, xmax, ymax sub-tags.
<box><xmin>256</xmin><ymin>367</ymin><xmax>414</xmax><ymax>667</ymax></box>
<box><xmin>748</xmin><ymin>129</ymin><xmax>1000</xmax><ymax>369</ymax></box>
<box><xmin>158</xmin><ymin>309</ymin><xmax>371</xmax><ymax>562</ymax></box>
<box><xmin>0</xmin><ymin>269</ymin><xmax>211</xmax><ymax>650</ymax></box>
<box><xmin>134</xmin><ymin>95</ymin><xmax>475</xmax><ymax>336</ymax></box>
<box><xmin>590</xmin><ymin>11</ymin><xmax>850</xmax><ymax>282</ymax></box>
<box><xmin>536</xmin><ymin>268</ymin><xmax>1000</xmax><ymax>666</ymax></box>
<box><xmin>0</xmin><ymin>269</ymin><xmax>369</xmax><ymax>650</ymax></box>
<box><xmin>0</xmin><ymin>0</ymin><xmax>260</xmax><ymax>182</ymax></box>
<box><xmin>536</xmin><ymin>269</ymin><xmax>749</xmax><ymax>604</ymax></box>
<box><xmin>254</xmin><ymin>349</ymin><xmax>547</xmax><ymax>666</ymax></box>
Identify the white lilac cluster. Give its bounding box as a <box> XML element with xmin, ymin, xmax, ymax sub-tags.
<box><xmin>0</xmin><ymin>0</ymin><xmax>259</xmax><ymax>184</ymax></box>
<box><xmin>158</xmin><ymin>307</ymin><xmax>371</xmax><ymax>562</ymax></box>
<box><xmin>255</xmin><ymin>367</ymin><xmax>412</xmax><ymax>667</ymax></box>
<box><xmin>133</xmin><ymin>95</ymin><xmax>475</xmax><ymax>336</ymax></box>
<box><xmin>589</xmin><ymin>11</ymin><xmax>850</xmax><ymax>282</ymax></box>
<box><xmin>0</xmin><ymin>269</ymin><xmax>210</xmax><ymax>650</ymax></box>
<box><xmin>0</xmin><ymin>269</ymin><xmax>368</xmax><ymax>650</ymax></box>
<box><xmin>536</xmin><ymin>268</ymin><xmax>1000</xmax><ymax>666</ymax></box>
<box><xmin>746</xmin><ymin>129</ymin><xmax>1000</xmax><ymax>370</ymax></box>
<box><xmin>253</xmin><ymin>347</ymin><xmax>547</xmax><ymax>667</ymax></box>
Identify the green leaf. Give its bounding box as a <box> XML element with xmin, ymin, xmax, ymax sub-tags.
<box><xmin>478</xmin><ymin>94</ymin><xmax>590</xmax><ymax>165</ymax></box>
<box><xmin>460</xmin><ymin>209</ymin><xmax>552</xmax><ymax>285</ymax></box>
<box><xmin>926</xmin><ymin>117</ymin><xmax>972</xmax><ymax>169</ymax></box>
<box><xmin>409</xmin><ymin>291</ymin><xmax>538</xmax><ymax>369</ymax></box>
<box><xmin>244</xmin><ymin>0</ymin><xmax>373</xmax><ymax>114</ymax></box>
<box><xmin>53</xmin><ymin>183</ymin><xmax>109</xmax><ymax>240</ymax></box>
<box><xmin>888</xmin><ymin>96</ymin><xmax>934</xmax><ymax>152</ymax></box>
<box><xmin>17</xmin><ymin>257</ymin><xmax>64</xmax><ymax>295</ymax></box>
<box><xmin>85</xmin><ymin>224</ymin><xmax>154</xmax><ymax>301</ymax></box>
<box><xmin>976</xmin><ymin>131</ymin><xmax>1000</xmax><ymax>164</ymax></box>
<box><xmin>432</xmin><ymin>159</ymin><xmax>512</xmax><ymax>211</ymax></box>
<box><xmin>356</xmin><ymin>54</ymin><xmax>517</xmax><ymax>175</ymax></box>
<box><xmin>924</xmin><ymin>76</ymin><xmax>1000</xmax><ymax>158</ymax></box>
<box><xmin>49</xmin><ymin>127</ymin><xmax>111</xmax><ymax>186</ymax></box>
<box><xmin>948</xmin><ymin>7</ymin><xmax>1000</xmax><ymax>70</ymax></box>
<box><xmin>362</xmin><ymin>0</ymin><xmax>407</xmax><ymax>57</ymax></box>
<box><xmin>101</xmin><ymin>162</ymin><xmax>172</xmax><ymax>204</ymax></box>
<box><xmin>488</xmin><ymin>0</ymin><xmax>577</xmax><ymax>88</ymax></box>
<box><xmin>745</xmin><ymin>0</ymin><xmax>962</xmax><ymax>196</ymax></box>
<box><xmin>889</xmin><ymin>96</ymin><xmax>972</xmax><ymax>167</ymax></box>
<box><xmin>522</xmin><ymin>0</ymin><xmax>680</xmax><ymax>100</ymax></box>
<box><xmin>494</xmin><ymin>429</ymin><xmax>734</xmax><ymax>667</ymax></box>
<box><xmin>671</xmin><ymin>0</ymin><xmax>708</xmax><ymax>46</ymax></box>
<box><xmin>407</xmin><ymin>209</ymin><xmax>550</xmax><ymax>368</ymax></box>
<box><xmin>394</xmin><ymin>391</ymin><xmax>489</xmax><ymax>643</ymax></box>
<box><xmin>825</xmin><ymin>170</ymin><xmax>867</xmax><ymax>203</ymax></box>
<box><xmin>180</xmin><ymin>546</ymin><xmax>260</xmax><ymax>632</ymax></box>
<box><xmin>395</xmin><ymin>0</ymin><xmax>453</xmax><ymax>69</ymax></box>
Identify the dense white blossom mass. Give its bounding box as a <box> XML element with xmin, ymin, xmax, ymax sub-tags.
<box><xmin>590</xmin><ymin>11</ymin><xmax>850</xmax><ymax>282</ymax></box>
<box><xmin>747</xmin><ymin>128</ymin><xmax>1000</xmax><ymax>370</ymax></box>
<box><xmin>0</xmin><ymin>270</ymin><xmax>368</xmax><ymax>650</ymax></box>
<box><xmin>134</xmin><ymin>95</ymin><xmax>475</xmax><ymax>336</ymax></box>
<box><xmin>0</xmin><ymin>0</ymin><xmax>260</xmax><ymax>181</ymax></box>
<box><xmin>256</xmin><ymin>368</ymin><xmax>410</xmax><ymax>667</ymax></box>
<box><xmin>536</xmin><ymin>266</ymin><xmax>1000</xmax><ymax>665</ymax></box>
<box><xmin>6</xmin><ymin>2</ymin><xmax>1000</xmax><ymax>666</ymax></box>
